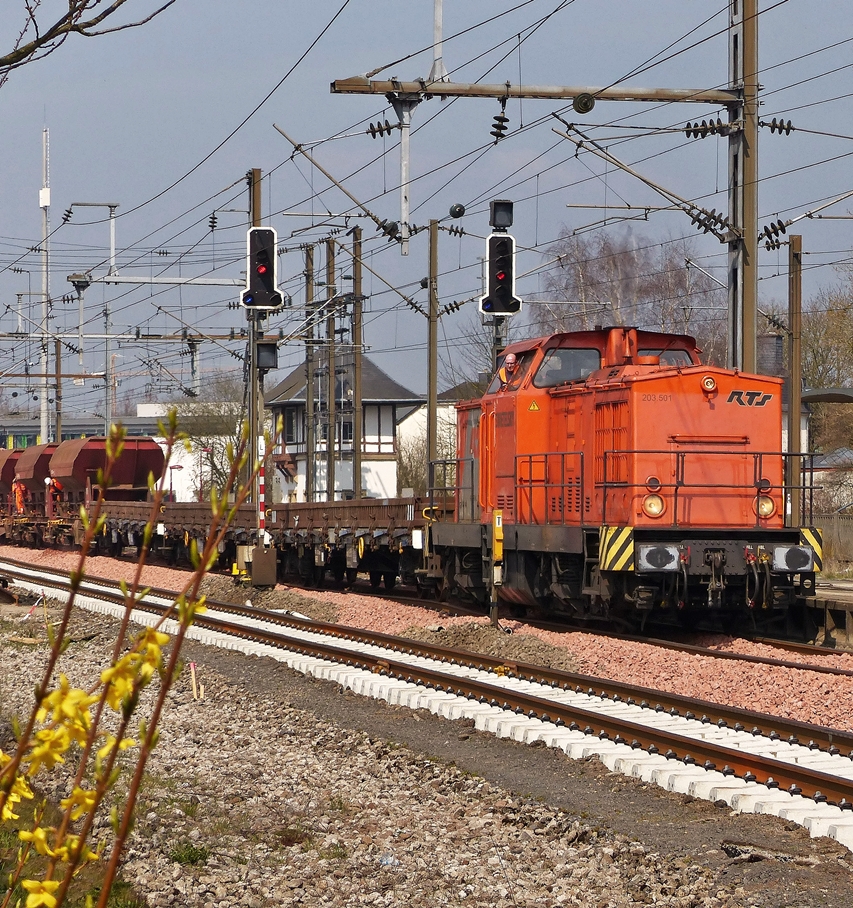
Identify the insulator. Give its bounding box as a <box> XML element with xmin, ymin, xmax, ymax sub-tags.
<box><xmin>156</xmin><ymin>249</ymin><xmax>169</xmax><ymax>256</ymax></box>
<box><xmin>447</xmin><ymin>225</ymin><xmax>465</xmax><ymax>237</ymax></box>
<box><xmin>761</xmin><ymin>218</ymin><xmax>787</xmax><ymax>240</ymax></box>
<box><xmin>764</xmin><ymin>238</ymin><xmax>783</xmax><ymax>251</ymax></box>
<box><xmin>490</xmin><ymin>112</ymin><xmax>509</xmax><ymax>142</ymax></box>
<box><xmin>686</xmin><ymin>117</ymin><xmax>727</xmax><ymax>139</ymax></box>
<box><xmin>368</xmin><ymin>119</ymin><xmax>395</xmax><ymax>139</ymax></box>
<box><xmin>209</xmin><ymin>212</ymin><xmax>218</xmax><ymax>231</ymax></box>
<box><xmin>62</xmin><ymin>208</ymin><xmax>73</xmax><ymax>223</ymax></box>
<box><xmin>377</xmin><ymin>219</ymin><xmax>400</xmax><ymax>239</ymax></box>
<box><xmin>768</xmin><ymin>117</ymin><xmax>794</xmax><ymax>135</ymax></box>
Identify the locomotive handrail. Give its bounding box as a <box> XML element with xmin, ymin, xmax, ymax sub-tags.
<box><xmin>514</xmin><ymin>451</ymin><xmax>586</xmax><ymax>526</ymax></box>
<box><xmin>429</xmin><ymin>457</ymin><xmax>472</xmax><ymax>523</ymax></box>
<box><xmin>599</xmin><ymin>448</ymin><xmax>817</xmax><ymax>528</ymax></box>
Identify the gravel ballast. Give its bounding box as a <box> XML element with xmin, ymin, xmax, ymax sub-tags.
<box><xmin>0</xmin><ymin>599</ymin><xmax>851</xmax><ymax>906</ymax></box>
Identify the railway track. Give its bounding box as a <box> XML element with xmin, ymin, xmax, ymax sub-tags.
<box><xmin>5</xmin><ymin>555</ymin><xmax>853</xmax><ymax>854</ymax></box>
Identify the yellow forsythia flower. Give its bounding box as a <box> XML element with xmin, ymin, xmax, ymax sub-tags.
<box><xmin>19</xmin><ymin>827</ymin><xmax>56</xmax><ymax>857</ymax></box>
<box><xmin>21</xmin><ymin>879</ymin><xmax>61</xmax><ymax>908</ymax></box>
<box><xmin>37</xmin><ymin>674</ymin><xmax>98</xmax><ymax>724</ymax></box>
<box><xmin>26</xmin><ymin>726</ymin><xmax>71</xmax><ymax>776</ymax></box>
<box><xmin>96</xmin><ymin>733</ymin><xmax>136</xmax><ymax>761</ymax></box>
<box><xmin>60</xmin><ymin>786</ymin><xmax>98</xmax><ymax>821</ymax></box>
<box><xmin>53</xmin><ymin>833</ymin><xmax>99</xmax><ymax>864</ymax></box>
<box><xmin>1</xmin><ymin>771</ymin><xmax>34</xmax><ymax>820</ymax></box>
<box><xmin>100</xmin><ymin>655</ymin><xmax>137</xmax><ymax>710</ymax></box>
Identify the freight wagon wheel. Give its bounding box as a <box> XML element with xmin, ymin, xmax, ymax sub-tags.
<box><xmin>312</xmin><ymin>565</ymin><xmax>325</xmax><ymax>588</ymax></box>
<box><xmin>369</xmin><ymin>572</ymin><xmax>383</xmax><ymax>589</ymax></box>
<box><xmin>345</xmin><ymin>568</ymin><xmax>358</xmax><ymax>586</ymax></box>
<box><xmin>382</xmin><ymin>572</ymin><xmax>397</xmax><ymax>591</ymax></box>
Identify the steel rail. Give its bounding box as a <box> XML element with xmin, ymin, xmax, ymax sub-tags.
<box><xmin>3</xmin><ymin>556</ymin><xmax>853</xmax><ymax>760</ymax></box>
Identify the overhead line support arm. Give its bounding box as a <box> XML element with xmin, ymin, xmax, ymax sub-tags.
<box><xmin>330</xmin><ymin>77</ymin><xmax>739</xmax><ymax>107</ymax></box>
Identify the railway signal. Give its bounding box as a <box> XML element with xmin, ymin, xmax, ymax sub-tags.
<box><xmin>480</xmin><ymin>232</ymin><xmax>521</xmax><ymax>314</ymax></box>
<box><xmin>241</xmin><ymin>227</ymin><xmax>283</xmax><ymax>310</ymax></box>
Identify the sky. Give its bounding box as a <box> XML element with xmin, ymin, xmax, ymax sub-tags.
<box><xmin>1</xmin><ymin>0</ymin><xmax>852</xmax><ymax>422</ymax></box>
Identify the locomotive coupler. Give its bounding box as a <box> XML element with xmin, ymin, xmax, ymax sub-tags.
<box><xmin>704</xmin><ymin>550</ymin><xmax>726</xmax><ymax>607</ymax></box>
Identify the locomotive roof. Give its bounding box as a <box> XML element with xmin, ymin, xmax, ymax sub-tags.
<box><xmin>506</xmin><ymin>325</ymin><xmax>699</xmax><ymax>353</ymax></box>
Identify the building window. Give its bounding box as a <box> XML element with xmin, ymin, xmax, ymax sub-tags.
<box><xmin>284</xmin><ymin>409</ymin><xmax>299</xmax><ymax>445</ymax></box>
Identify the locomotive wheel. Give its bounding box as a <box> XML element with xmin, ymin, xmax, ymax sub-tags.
<box><xmin>382</xmin><ymin>572</ymin><xmax>397</xmax><ymax>591</ymax></box>
<box><xmin>345</xmin><ymin>568</ymin><xmax>358</xmax><ymax>586</ymax></box>
<box><xmin>312</xmin><ymin>565</ymin><xmax>325</xmax><ymax>588</ymax></box>
<box><xmin>369</xmin><ymin>572</ymin><xmax>382</xmax><ymax>589</ymax></box>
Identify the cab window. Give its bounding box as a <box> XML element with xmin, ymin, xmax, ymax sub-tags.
<box><xmin>639</xmin><ymin>348</ymin><xmax>694</xmax><ymax>367</ymax></box>
<box><xmin>486</xmin><ymin>351</ymin><xmax>533</xmax><ymax>394</ymax></box>
<box><xmin>533</xmin><ymin>348</ymin><xmax>601</xmax><ymax>388</ymax></box>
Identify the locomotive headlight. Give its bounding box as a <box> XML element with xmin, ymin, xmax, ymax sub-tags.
<box><xmin>642</xmin><ymin>493</ymin><xmax>666</xmax><ymax>518</ymax></box>
<box><xmin>701</xmin><ymin>375</ymin><xmax>717</xmax><ymax>393</ymax></box>
<box><xmin>754</xmin><ymin>495</ymin><xmax>776</xmax><ymax>518</ymax></box>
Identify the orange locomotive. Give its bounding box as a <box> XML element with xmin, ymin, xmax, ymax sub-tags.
<box><xmin>429</xmin><ymin>325</ymin><xmax>821</xmax><ymax>628</ymax></box>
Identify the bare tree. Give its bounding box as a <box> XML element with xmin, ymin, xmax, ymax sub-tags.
<box><xmin>169</xmin><ymin>372</ymin><xmax>248</xmax><ymax>498</ymax></box>
<box><xmin>439</xmin><ymin>308</ymin><xmax>519</xmax><ymax>393</ymax></box>
<box><xmin>799</xmin><ymin>283</ymin><xmax>853</xmax><ymax>453</ymax></box>
<box><xmin>1</xmin><ymin>1</ymin><xmax>177</xmax><ymax>85</ymax></box>
<box><xmin>537</xmin><ymin>227</ymin><xmax>727</xmax><ymax>363</ymax></box>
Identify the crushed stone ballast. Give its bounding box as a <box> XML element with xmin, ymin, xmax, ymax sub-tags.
<box><xmin>9</xmin><ymin>563</ymin><xmax>853</xmax><ymax>855</ymax></box>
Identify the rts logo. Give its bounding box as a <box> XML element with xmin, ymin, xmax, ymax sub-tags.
<box><xmin>727</xmin><ymin>390</ymin><xmax>773</xmax><ymax>407</ymax></box>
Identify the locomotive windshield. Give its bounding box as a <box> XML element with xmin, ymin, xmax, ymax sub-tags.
<box><xmin>533</xmin><ymin>348</ymin><xmax>601</xmax><ymax>387</ymax></box>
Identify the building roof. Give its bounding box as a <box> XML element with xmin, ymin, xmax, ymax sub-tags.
<box><xmin>265</xmin><ymin>357</ymin><xmax>423</xmax><ymax>407</ymax></box>
<box><xmin>438</xmin><ymin>380</ymin><xmax>485</xmax><ymax>402</ymax></box>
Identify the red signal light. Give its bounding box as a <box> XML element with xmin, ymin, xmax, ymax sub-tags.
<box><xmin>256</xmin><ymin>263</ymin><xmax>268</xmax><ymax>275</ymax></box>
<box><xmin>496</xmin><ymin>270</ymin><xmax>506</xmax><ymax>281</ymax></box>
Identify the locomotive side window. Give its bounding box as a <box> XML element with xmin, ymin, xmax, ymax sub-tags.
<box><xmin>534</xmin><ymin>348</ymin><xmax>601</xmax><ymax>387</ymax></box>
<box><xmin>639</xmin><ymin>348</ymin><xmax>694</xmax><ymax>367</ymax></box>
<box><xmin>486</xmin><ymin>351</ymin><xmax>533</xmax><ymax>393</ymax></box>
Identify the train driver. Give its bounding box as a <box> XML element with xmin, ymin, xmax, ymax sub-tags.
<box><xmin>497</xmin><ymin>352</ymin><xmax>517</xmax><ymax>390</ymax></box>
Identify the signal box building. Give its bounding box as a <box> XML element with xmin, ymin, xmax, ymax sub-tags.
<box><xmin>265</xmin><ymin>357</ymin><xmax>423</xmax><ymax>502</ymax></box>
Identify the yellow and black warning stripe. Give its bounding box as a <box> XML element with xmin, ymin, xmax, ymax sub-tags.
<box><xmin>800</xmin><ymin>527</ymin><xmax>823</xmax><ymax>572</ymax></box>
<box><xmin>599</xmin><ymin>526</ymin><xmax>634</xmax><ymax>571</ymax></box>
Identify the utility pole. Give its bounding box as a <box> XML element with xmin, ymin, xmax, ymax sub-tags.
<box><xmin>54</xmin><ymin>339</ymin><xmax>62</xmax><ymax>441</ymax></box>
<box><xmin>326</xmin><ymin>239</ymin><xmax>336</xmax><ymax>501</ymax></box>
<box><xmin>304</xmin><ymin>245</ymin><xmax>316</xmax><ymax>502</ymax></box>
<box><xmin>728</xmin><ymin>0</ymin><xmax>759</xmax><ymax>373</ymax></box>
<box><xmin>352</xmin><ymin>228</ymin><xmax>363</xmax><ymax>499</ymax></box>
<box><xmin>788</xmin><ymin>234</ymin><xmax>802</xmax><ymax>526</ymax></box>
<box><xmin>427</xmin><ymin>220</ymin><xmax>439</xmax><ymax>483</ymax></box>
<box><xmin>248</xmin><ymin>168</ymin><xmax>262</xmax><ymax>507</ymax></box>
<box><xmin>40</xmin><ymin>127</ymin><xmax>50</xmax><ymax>443</ymax></box>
